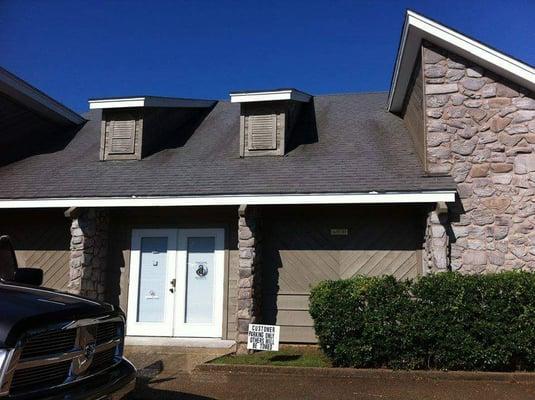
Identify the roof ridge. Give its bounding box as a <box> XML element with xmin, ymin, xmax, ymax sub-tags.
<box><xmin>313</xmin><ymin>90</ymin><xmax>388</xmax><ymax>97</ymax></box>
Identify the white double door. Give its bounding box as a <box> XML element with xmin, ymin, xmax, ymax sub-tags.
<box><xmin>126</xmin><ymin>228</ymin><xmax>225</xmax><ymax>338</ymax></box>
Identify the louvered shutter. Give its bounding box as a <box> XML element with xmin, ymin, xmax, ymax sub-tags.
<box><xmin>109</xmin><ymin>119</ymin><xmax>136</xmax><ymax>154</ymax></box>
<box><xmin>247</xmin><ymin>114</ymin><xmax>277</xmax><ymax>150</ymax></box>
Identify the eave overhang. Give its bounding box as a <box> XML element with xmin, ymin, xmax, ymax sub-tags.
<box><xmin>0</xmin><ymin>67</ymin><xmax>85</xmax><ymax>125</ymax></box>
<box><xmin>388</xmin><ymin>10</ymin><xmax>535</xmax><ymax>113</ymax></box>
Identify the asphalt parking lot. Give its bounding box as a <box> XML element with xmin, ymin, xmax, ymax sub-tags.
<box><xmin>131</xmin><ymin>371</ymin><xmax>535</xmax><ymax>400</ymax></box>
<box><xmin>125</xmin><ymin>346</ymin><xmax>535</xmax><ymax>400</ymax></box>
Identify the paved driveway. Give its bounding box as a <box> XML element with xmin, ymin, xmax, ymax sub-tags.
<box><xmin>125</xmin><ymin>346</ymin><xmax>535</xmax><ymax>400</ymax></box>
<box><xmin>125</xmin><ymin>345</ymin><xmax>231</xmax><ymax>374</ymax></box>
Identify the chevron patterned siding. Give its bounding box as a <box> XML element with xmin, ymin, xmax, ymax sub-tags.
<box><xmin>0</xmin><ymin>210</ymin><xmax>71</xmax><ymax>290</ymax></box>
<box><xmin>262</xmin><ymin>205</ymin><xmax>426</xmax><ymax>343</ymax></box>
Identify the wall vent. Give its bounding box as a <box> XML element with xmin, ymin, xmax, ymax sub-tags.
<box><xmin>248</xmin><ymin>114</ymin><xmax>277</xmax><ymax>150</ymax></box>
<box><xmin>230</xmin><ymin>89</ymin><xmax>311</xmax><ymax>157</ymax></box>
<box><xmin>98</xmin><ymin>109</ymin><xmax>142</xmax><ymax>160</ymax></box>
<box><xmin>109</xmin><ymin>119</ymin><xmax>136</xmax><ymax>154</ymax></box>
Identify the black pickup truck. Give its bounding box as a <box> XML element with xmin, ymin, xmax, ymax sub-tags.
<box><xmin>0</xmin><ymin>236</ymin><xmax>136</xmax><ymax>399</ymax></box>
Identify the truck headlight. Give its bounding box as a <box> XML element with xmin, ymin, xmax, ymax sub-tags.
<box><xmin>0</xmin><ymin>349</ymin><xmax>7</xmax><ymax>369</ymax></box>
<box><xmin>0</xmin><ymin>349</ymin><xmax>13</xmax><ymax>396</ymax></box>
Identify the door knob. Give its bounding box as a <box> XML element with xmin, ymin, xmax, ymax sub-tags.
<box><xmin>169</xmin><ymin>278</ymin><xmax>176</xmax><ymax>293</ymax></box>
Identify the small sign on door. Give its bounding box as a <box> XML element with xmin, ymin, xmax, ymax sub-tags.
<box><xmin>247</xmin><ymin>324</ymin><xmax>280</xmax><ymax>351</ymax></box>
<box><xmin>330</xmin><ymin>228</ymin><xmax>348</xmax><ymax>236</ymax></box>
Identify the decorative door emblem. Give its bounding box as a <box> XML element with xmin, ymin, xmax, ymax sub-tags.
<box><xmin>196</xmin><ymin>263</ymin><xmax>208</xmax><ymax>277</ymax></box>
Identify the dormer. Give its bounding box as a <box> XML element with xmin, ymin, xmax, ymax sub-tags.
<box><xmin>89</xmin><ymin>96</ymin><xmax>215</xmax><ymax>161</ymax></box>
<box><xmin>230</xmin><ymin>89</ymin><xmax>311</xmax><ymax>157</ymax></box>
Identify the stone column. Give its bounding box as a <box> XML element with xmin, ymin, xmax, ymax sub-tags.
<box><xmin>65</xmin><ymin>208</ymin><xmax>109</xmax><ymax>301</ymax></box>
<box><xmin>236</xmin><ymin>204</ymin><xmax>262</xmax><ymax>354</ymax></box>
<box><xmin>424</xmin><ymin>203</ymin><xmax>449</xmax><ymax>274</ymax></box>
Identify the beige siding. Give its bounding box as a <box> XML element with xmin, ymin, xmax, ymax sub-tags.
<box><xmin>0</xmin><ymin>209</ymin><xmax>70</xmax><ymax>290</ymax></box>
<box><xmin>402</xmin><ymin>51</ymin><xmax>426</xmax><ymax>169</ymax></box>
<box><xmin>0</xmin><ymin>204</ymin><xmax>427</xmax><ymax>345</ymax></box>
<box><xmin>106</xmin><ymin>206</ymin><xmax>238</xmax><ymax>340</ymax></box>
<box><xmin>262</xmin><ymin>205</ymin><xmax>426</xmax><ymax>343</ymax></box>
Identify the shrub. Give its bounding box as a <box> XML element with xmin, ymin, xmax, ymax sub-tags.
<box><xmin>309</xmin><ymin>272</ymin><xmax>535</xmax><ymax>371</ymax></box>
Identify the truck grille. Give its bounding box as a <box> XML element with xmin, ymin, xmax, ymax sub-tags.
<box><xmin>96</xmin><ymin>321</ymin><xmax>121</xmax><ymax>345</ymax></box>
<box><xmin>88</xmin><ymin>347</ymin><xmax>117</xmax><ymax>374</ymax></box>
<box><xmin>3</xmin><ymin>317</ymin><xmax>124</xmax><ymax>396</ymax></box>
<box><xmin>20</xmin><ymin>329</ymin><xmax>77</xmax><ymax>359</ymax></box>
<box><xmin>10</xmin><ymin>361</ymin><xmax>71</xmax><ymax>394</ymax></box>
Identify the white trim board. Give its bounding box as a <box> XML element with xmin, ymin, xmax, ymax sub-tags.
<box><xmin>0</xmin><ymin>191</ymin><xmax>456</xmax><ymax>209</ymax></box>
<box><xmin>388</xmin><ymin>10</ymin><xmax>535</xmax><ymax>113</ymax></box>
<box><xmin>125</xmin><ymin>336</ymin><xmax>235</xmax><ymax>348</ymax></box>
<box><xmin>0</xmin><ymin>67</ymin><xmax>84</xmax><ymax>125</ymax></box>
<box><xmin>230</xmin><ymin>89</ymin><xmax>311</xmax><ymax>103</ymax></box>
<box><xmin>89</xmin><ymin>96</ymin><xmax>216</xmax><ymax>109</ymax></box>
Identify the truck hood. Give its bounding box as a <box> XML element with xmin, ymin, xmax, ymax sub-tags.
<box><xmin>0</xmin><ymin>282</ymin><xmax>119</xmax><ymax>347</ymax></box>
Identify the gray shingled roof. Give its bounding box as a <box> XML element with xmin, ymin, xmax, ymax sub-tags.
<box><xmin>0</xmin><ymin>92</ymin><xmax>455</xmax><ymax>199</ymax></box>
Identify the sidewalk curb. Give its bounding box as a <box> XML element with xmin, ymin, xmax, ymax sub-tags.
<box><xmin>196</xmin><ymin>363</ymin><xmax>535</xmax><ymax>383</ymax></box>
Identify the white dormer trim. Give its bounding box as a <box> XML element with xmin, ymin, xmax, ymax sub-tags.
<box><xmin>230</xmin><ymin>89</ymin><xmax>311</xmax><ymax>103</ymax></box>
<box><xmin>89</xmin><ymin>96</ymin><xmax>215</xmax><ymax>109</ymax></box>
<box><xmin>388</xmin><ymin>10</ymin><xmax>535</xmax><ymax>113</ymax></box>
<box><xmin>0</xmin><ymin>67</ymin><xmax>84</xmax><ymax>125</ymax></box>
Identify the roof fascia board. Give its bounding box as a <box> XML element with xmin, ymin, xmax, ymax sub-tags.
<box><xmin>88</xmin><ymin>97</ymin><xmax>216</xmax><ymax>109</ymax></box>
<box><xmin>230</xmin><ymin>89</ymin><xmax>311</xmax><ymax>103</ymax></box>
<box><xmin>0</xmin><ymin>191</ymin><xmax>456</xmax><ymax>209</ymax></box>
<box><xmin>388</xmin><ymin>11</ymin><xmax>535</xmax><ymax>112</ymax></box>
<box><xmin>0</xmin><ymin>67</ymin><xmax>85</xmax><ymax>125</ymax></box>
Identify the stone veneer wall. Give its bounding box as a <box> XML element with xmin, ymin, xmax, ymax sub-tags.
<box><xmin>66</xmin><ymin>208</ymin><xmax>109</xmax><ymax>300</ymax></box>
<box><xmin>236</xmin><ymin>205</ymin><xmax>262</xmax><ymax>353</ymax></box>
<box><xmin>422</xmin><ymin>42</ymin><xmax>535</xmax><ymax>273</ymax></box>
<box><xmin>423</xmin><ymin>206</ymin><xmax>449</xmax><ymax>273</ymax></box>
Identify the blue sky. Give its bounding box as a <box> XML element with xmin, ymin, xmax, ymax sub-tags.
<box><xmin>1</xmin><ymin>0</ymin><xmax>534</xmax><ymax>112</ymax></box>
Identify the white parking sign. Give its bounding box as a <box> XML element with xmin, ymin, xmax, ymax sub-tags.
<box><xmin>247</xmin><ymin>324</ymin><xmax>280</xmax><ymax>351</ymax></box>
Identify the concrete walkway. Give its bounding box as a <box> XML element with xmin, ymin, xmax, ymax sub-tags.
<box><xmin>125</xmin><ymin>348</ymin><xmax>535</xmax><ymax>400</ymax></box>
<box><xmin>124</xmin><ymin>345</ymin><xmax>233</xmax><ymax>374</ymax></box>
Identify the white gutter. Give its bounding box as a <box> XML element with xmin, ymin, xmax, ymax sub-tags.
<box><xmin>388</xmin><ymin>11</ymin><xmax>535</xmax><ymax>112</ymax></box>
<box><xmin>0</xmin><ymin>191</ymin><xmax>456</xmax><ymax>209</ymax></box>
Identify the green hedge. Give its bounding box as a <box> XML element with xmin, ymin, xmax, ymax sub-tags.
<box><xmin>309</xmin><ymin>272</ymin><xmax>535</xmax><ymax>371</ymax></box>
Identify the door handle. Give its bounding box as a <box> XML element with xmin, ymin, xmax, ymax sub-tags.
<box><xmin>169</xmin><ymin>278</ymin><xmax>176</xmax><ymax>293</ymax></box>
